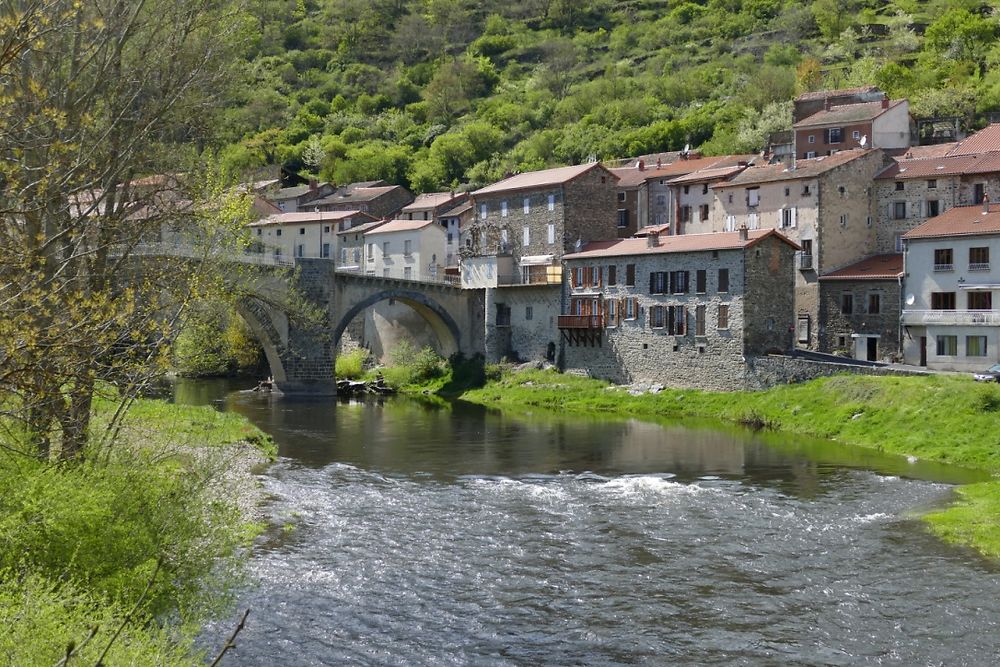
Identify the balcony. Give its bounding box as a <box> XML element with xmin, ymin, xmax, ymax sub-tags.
<box><xmin>797</xmin><ymin>253</ymin><xmax>813</xmax><ymax>271</ymax></box>
<box><xmin>933</xmin><ymin>263</ymin><xmax>954</xmax><ymax>272</ymax></box>
<box><xmin>902</xmin><ymin>310</ymin><xmax>1000</xmax><ymax>326</ymax></box>
<box><xmin>558</xmin><ymin>315</ymin><xmax>604</xmax><ymax>329</ymax></box>
<box><xmin>969</xmin><ymin>262</ymin><xmax>991</xmax><ymax>272</ymax></box>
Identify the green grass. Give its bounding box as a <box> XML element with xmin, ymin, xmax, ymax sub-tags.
<box><xmin>335</xmin><ymin>348</ymin><xmax>370</xmax><ymax>380</ymax></box>
<box><xmin>443</xmin><ymin>369</ymin><xmax>1000</xmax><ymax>558</ymax></box>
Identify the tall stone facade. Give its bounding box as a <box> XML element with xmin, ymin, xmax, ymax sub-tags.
<box><xmin>492</xmin><ymin>285</ymin><xmax>561</xmax><ymax>362</ymax></box>
<box><xmin>818</xmin><ymin>277</ymin><xmax>902</xmax><ymax>361</ymax></box>
<box><xmin>559</xmin><ymin>231</ymin><xmax>797</xmax><ymax>391</ymax></box>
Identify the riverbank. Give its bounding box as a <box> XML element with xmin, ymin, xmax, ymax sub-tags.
<box><xmin>0</xmin><ymin>394</ymin><xmax>274</xmax><ymax>665</ymax></box>
<box><xmin>413</xmin><ymin>367</ymin><xmax>1000</xmax><ymax>558</ymax></box>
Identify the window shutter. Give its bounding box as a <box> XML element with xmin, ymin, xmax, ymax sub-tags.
<box><xmin>679</xmin><ymin>307</ymin><xmax>686</xmax><ymax>335</ymax></box>
<box><xmin>916</xmin><ymin>201</ymin><xmax>923</xmax><ymax>217</ymax></box>
<box><xmin>597</xmin><ymin>266</ymin><xmax>603</xmax><ymax>287</ymax></box>
<box><xmin>682</xmin><ymin>271</ymin><xmax>689</xmax><ymax>293</ymax></box>
<box><xmin>778</xmin><ymin>207</ymin><xmax>785</xmax><ymax>229</ymax></box>
<box><xmin>633</xmin><ymin>298</ymin><xmax>639</xmax><ymax>324</ymax></box>
<box><xmin>823</xmin><ymin>129</ymin><xmax>830</xmax><ymax>143</ymax></box>
<box><xmin>571</xmin><ymin>268</ymin><xmax>577</xmax><ymax>287</ymax></box>
<box><xmin>649</xmin><ymin>272</ymin><xmax>655</xmax><ymax>294</ymax></box>
<box><xmin>791</xmin><ymin>207</ymin><xmax>797</xmax><ymax>228</ymax></box>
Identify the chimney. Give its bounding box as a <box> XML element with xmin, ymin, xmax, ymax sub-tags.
<box><xmin>309</xmin><ymin>179</ymin><xmax>318</xmax><ymax>191</ymax></box>
<box><xmin>738</xmin><ymin>224</ymin><xmax>749</xmax><ymax>241</ymax></box>
<box><xmin>646</xmin><ymin>230</ymin><xmax>660</xmax><ymax>248</ymax></box>
<box><xmin>881</xmin><ymin>96</ymin><xmax>889</xmax><ymax>110</ymax></box>
<box><xmin>983</xmin><ymin>193</ymin><xmax>990</xmax><ymax>214</ymax></box>
<box><xmin>637</xmin><ymin>159</ymin><xmax>645</xmax><ymax>171</ymax></box>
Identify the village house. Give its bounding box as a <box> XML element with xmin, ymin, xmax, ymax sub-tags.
<box><xmin>710</xmin><ymin>149</ymin><xmax>887</xmax><ymax>349</ymax></box>
<box><xmin>666</xmin><ymin>161</ymin><xmax>752</xmax><ymax>236</ymax></box>
<box><xmin>874</xmin><ymin>125</ymin><xmax>1000</xmax><ymax>254</ymax></box>
<box><xmin>901</xmin><ymin>202</ymin><xmax>1000</xmax><ymax>371</ymax></box>
<box><xmin>336</xmin><ymin>219</ymin><xmax>387</xmax><ymax>272</ymax></box>
<box><xmin>793</xmin><ymin>96</ymin><xmax>910</xmax><ymax>160</ymax></box>
<box><xmin>247</xmin><ymin>210</ymin><xmax>377</xmax><ymax>260</ymax></box>
<box><xmin>557</xmin><ymin>228</ymin><xmax>799</xmax><ymax>391</ymax></box>
<box><xmin>817</xmin><ymin>254</ymin><xmax>903</xmax><ymax>361</ymax></box>
<box><xmin>264</xmin><ymin>180</ymin><xmax>335</xmax><ymax>213</ymax></box>
<box><xmin>465</xmin><ymin>162</ymin><xmax>619</xmax><ymax>287</ymax></box>
<box><xmin>399</xmin><ymin>191</ymin><xmax>468</xmax><ymax>221</ymax></box>
<box><xmin>792</xmin><ymin>86</ymin><xmax>887</xmax><ymax>124</ymax></box>
<box><xmin>363</xmin><ymin>219</ymin><xmax>447</xmax><ymax>282</ymax></box>
<box><xmin>308</xmin><ymin>180</ymin><xmax>414</xmax><ymax>219</ymax></box>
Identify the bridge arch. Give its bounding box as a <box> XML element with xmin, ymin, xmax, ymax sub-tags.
<box><xmin>332</xmin><ymin>288</ymin><xmax>462</xmax><ymax>359</ymax></box>
<box><xmin>234</xmin><ymin>299</ymin><xmax>290</xmax><ymax>382</ymax></box>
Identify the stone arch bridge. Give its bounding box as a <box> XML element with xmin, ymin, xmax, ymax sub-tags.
<box><xmin>237</xmin><ymin>259</ymin><xmax>486</xmax><ymax>395</ymax></box>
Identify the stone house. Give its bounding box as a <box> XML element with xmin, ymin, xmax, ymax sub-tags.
<box><xmin>792</xmin><ymin>86</ymin><xmax>885</xmax><ymax>124</ymax></box>
<box><xmin>309</xmin><ymin>180</ymin><xmax>414</xmax><ymax>219</ymax></box>
<box><xmin>817</xmin><ymin>254</ymin><xmax>903</xmax><ymax>361</ymax></box>
<box><xmin>666</xmin><ymin>162</ymin><xmax>751</xmax><ymax>236</ymax></box>
<box><xmin>711</xmin><ymin>149</ymin><xmax>887</xmax><ymax>349</ymax></box>
<box><xmin>874</xmin><ymin>125</ymin><xmax>1000</xmax><ymax>254</ymax></box>
<box><xmin>558</xmin><ymin>229</ymin><xmax>799</xmax><ymax>391</ymax></box>
<box><xmin>246</xmin><ymin>210</ymin><xmax>376</xmax><ymax>260</ymax></box>
<box><xmin>901</xmin><ymin>203</ymin><xmax>1000</xmax><ymax>371</ymax></box>
<box><xmin>265</xmin><ymin>180</ymin><xmax>335</xmax><ymax>213</ymax></box>
<box><xmin>442</xmin><ymin>200</ymin><xmax>473</xmax><ymax>271</ymax></box>
<box><xmin>793</xmin><ymin>97</ymin><xmax>910</xmax><ymax>160</ymax></box>
<box><xmin>363</xmin><ymin>219</ymin><xmax>447</xmax><ymax>282</ymax></box>
<box><xmin>467</xmin><ymin>162</ymin><xmax>619</xmax><ymax>286</ymax></box>
<box><xmin>336</xmin><ymin>219</ymin><xmax>386</xmax><ymax>271</ymax></box>
<box><xmin>399</xmin><ymin>191</ymin><xmax>468</xmax><ymax>221</ymax></box>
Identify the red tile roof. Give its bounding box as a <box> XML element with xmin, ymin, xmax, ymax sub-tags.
<box><xmin>564</xmin><ymin>229</ymin><xmax>800</xmax><ymax>259</ymax></box>
<box><xmin>667</xmin><ymin>164</ymin><xmax>749</xmax><ymax>185</ymax></box>
<box><xmin>793</xmin><ymin>100</ymin><xmax>906</xmax><ymax>129</ymax></box>
<box><xmin>472</xmin><ymin>163</ymin><xmax>616</xmax><ymax>196</ymax></box>
<box><xmin>401</xmin><ymin>191</ymin><xmax>466</xmax><ymax>212</ymax></box>
<box><xmin>611</xmin><ymin>155</ymin><xmax>755</xmax><ymax>188</ymax></box>
<box><xmin>364</xmin><ymin>218</ymin><xmax>439</xmax><ymax>235</ymax></box>
<box><xmin>903</xmin><ymin>204</ymin><xmax>1000</xmax><ymax>240</ymax></box>
<box><xmin>948</xmin><ymin>124</ymin><xmax>1000</xmax><ymax>156</ymax></box>
<box><xmin>715</xmin><ymin>149</ymin><xmax>874</xmax><ymax>187</ymax></box>
<box><xmin>820</xmin><ymin>254</ymin><xmax>903</xmax><ymax>281</ymax></box>
<box><xmin>876</xmin><ymin>152</ymin><xmax>1000</xmax><ymax>180</ymax></box>
<box><xmin>336</xmin><ymin>220</ymin><xmax>386</xmax><ymax>236</ymax></box>
<box><xmin>633</xmin><ymin>224</ymin><xmax>670</xmax><ymax>237</ymax></box>
<box><xmin>249</xmin><ymin>210</ymin><xmax>367</xmax><ymax>227</ymax></box>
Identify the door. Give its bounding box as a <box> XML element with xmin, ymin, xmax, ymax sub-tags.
<box><xmin>867</xmin><ymin>337</ymin><xmax>878</xmax><ymax>362</ymax></box>
<box><xmin>919</xmin><ymin>336</ymin><xmax>927</xmax><ymax>366</ymax></box>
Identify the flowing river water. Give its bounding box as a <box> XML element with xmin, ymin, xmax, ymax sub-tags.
<box><xmin>178</xmin><ymin>379</ymin><xmax>1000</xmax><ymax>666</ymax></box>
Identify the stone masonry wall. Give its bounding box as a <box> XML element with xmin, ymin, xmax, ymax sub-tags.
<box><xmin>744</xmin><ymin>355</ymin><xmax>925</xmax><ymax>390</ymax></box>
<box><xmin>562</xmin><ymin>166</ymin><xmax>621</xmax><ymax>251</ymax></box>
<box><xmin>494</xmin><ymin>285</ymin><xmax>561</xmax><ymax>362</ymax></box>
<box><xmin>818</xmin><ymin>278</ymin><xmax>901</xmax><ymax>359</ymax></box>
<box><xmin>743</xmin><ymin>235</ymin><xmax>798</xmax><ymax>354</ymax></box>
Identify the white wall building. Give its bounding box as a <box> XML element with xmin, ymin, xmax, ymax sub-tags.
<box><xmin>248</xmin><ymin>210</ymin><xmax>376</xmax><ymax>261</ymax></box>
<box><xmin>902</xmin><ymin>203</ymin><xmax>1000</xmax><ymax>370</ymax></box>
<box><xmin>363</xmin><ymin>219</ymin><xmax>448</xmax><ymax>282</ymax></box>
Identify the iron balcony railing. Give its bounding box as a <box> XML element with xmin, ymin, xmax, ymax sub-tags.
<box><xmin>933</xmin><ymin>263</ymin><xmax>954</xmax><ymax>272</ymax></box>
<box><xmin>902</xmin><ymin>309</ymin><xmax>1000</xmax><ymax>326</ymax></box>
<box><xmin>969</xmin><ymin>262</ymin><xmax>991</xmax><ymax>272</ymax></box>
<box><xmin>797</xmin><ymin>253</ymin><xmax>813</xmax><ymax>270</ymax></box>
<box><xmin>557</xmin><ymin>314</ymin><xmax>604</xmax><ymax>329</ymax></box>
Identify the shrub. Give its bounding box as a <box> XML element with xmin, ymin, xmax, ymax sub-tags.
<box><xmin>335</xmin><ymin>348</ymin><xmax>370</xmax><ymax>379</ymax></box>
<box><xmin>975</xmin><ymin>389</ymin><xmax>1000</xmax><ymax>413</ymax></box>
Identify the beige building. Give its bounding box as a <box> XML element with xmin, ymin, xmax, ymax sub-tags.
<box><xmin>363</xmin><ymin>219</ymin><xmax>448</xmax><ymax>282</ymax></box>
<box><xmin>711</xmin><ymin>149</ymin><xmax>887</xmax><ymax>348</ymax></box>
<box><xmin>247</xmin><ymin>210</ymin><xmax>376</xmax><ymax>261</ymax></box>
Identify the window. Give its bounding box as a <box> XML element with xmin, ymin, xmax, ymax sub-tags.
<box><xmin>828</xmin><ymin>127</ymin><xmax>842</xmax><ymax>144</ymax></box>
<box><xmin>256</xmin><ymin>228</ymin><xmax>261</xmax><ymax>235</ymax></box>
<box><xmin>746</xmin><ymin>187</ymin><xmax>760</xmax><ymax>207</ymax></box>
<box><xmin>523</xmin><ymin>226</ymin><xmax>530</xmax><ymax>246</ymax></box>
<box><xmin>841</xmin><ymin>293</ymin><xmax>854</xmax><ymax>314</ymax></box>
<box><xmin>696</xmin><ymin>269</ymin><xmax>706</xmax><ymax>293</ymax></box>
<box><xmin>404</xmin><ymin>239</ymin><xmax>412</xmax><ymax>256</ymax></box>
<box><xmin>672</xmin><ymin>270</ymin><xmax>690</xmax><ymax>294</ymax></box>
<box><xmin>717</xmin><ymin>304</ymin><xmax>729</xmax><ymax>329</ymax></box>
<box><xmin>933</xmin><ymin>248</ymin><xmax>953</xmax><ymax>271</ymax></box>
<box><xmin>808</xmin><ymin>134</ymin><xmax>816</xmax><ymax>144</ymax></box>
<box><xmin>325</xmin><ymin>225</ymin><xmax>331</xmax><ymax>233</ymax></box>
<box><xmin>796</xmin><ymin>315</ymin><xmax>810</xmax><ymax>343</ymax></box>
<box><xmin>695</xmin><ymin>305</ymin><xmax>706</xmax><ymax>336</ymax></box>
<box><xmin>481</xmin><ymin>203</ymin><xmax>487</xmax><ymax>218</ymax></box>
<box><xmin>658</xmin><ymin>306</ymin><xmax>685</xmax><ymax>335</ymax></box>
<box><xmin>802</xmin><ymin>185</ymin><xmax>811</xmax><ymax>195</ymax></box>
<box><xmin>702</xmin><ymin>184</ymin><xmax>709</xmax><ymax>195</ymax></box>
<box><xmin>525</xmin><ymin>306</ymin><xmax>533</xmax><ymax>321</ymax></box>
<box><xmin>276</xmin><ymin>228</ymin><xmax>282</xmax><ymax>236</ymax></box>
<box><xmin>382</xmin><ymin>241</ymin><xmax>390</xmax><ymax>256</ymax></box>
<box><xmin>650</xmin><ymin>305</ymin><xmax>666</xmax><ymax>329</ymax></box>
<box><xmin>781</xmin><ymin>207</ymin><xmax>796</xmax><ymax>228</ymax></box>
<box><xmin>496</xmin><ymin>303</ymin><xmax>511</xmax><ymax>327</ymax></box>
<box><xmin>296</xmin><ymin>244</ymin><xmax>304</xmax><ymax>257</ymax></box>
<box><xmin>650</xmin><ymin>271</ymin><xmax>668</xmax><ymax>295</ymax></box>
<box><xmin>617</xmin><ymin>209</ymin><xmax>629</xmax><ymax>228</ymax></box>
<box><xmin>936</xmin><ymin>335</ymin><xmax>958</xmax><ymax>356</ymax></box>
<box><xmin>894</xmin><ymin>234</ymin><xmax>904</xmax><ymax>253</ymax></box>
<box><xmin>501</xmin><ymin>228</ymin><xmax>508</xmax><ymax>246</ymax></box>
<box><xmin>624</xmin><ymin>297</ymin><xmax>637</xmax><ymax>320</ymax></box>
<box><xmin>927</xmin><ymin>200</ymin><xmax>940</xmax><ymax>217</ymax></box>
<box><xmin>625</xmin><ymin>263</ymin><xmax>636</xmax><ymax>286</ymax></box>
<box><xmin>718</xmin><ymin>268</ymin><xmax>729</xmax><ymax>293</ymax></box>
<box><xmin>785</xmin><ymin>187</ymin><xmax>790</xmax><ymax>197</ymax></box>
<box><xmin>805</xmin><ymin>151</ymin><xmax>816</xmax><ymax>159</ymax></box>
<box><xmin>968</xmin><ymin>291</ymin><xmax>992</xmax><ymax>310</ymax></box>
<box><xmin>927</xmin><ymin>179</ymin><xmax>937</xmax><ymax>189</ymax></box>
<box><xmin>931</xmin><ymin>292</ymin><xmax>956</xmax><ymax>310</ymax></box>
<box><xmin>590</xmin><ymin>266</ymin><xmax>601</xmax><ymax>287</ymax></box>
<box><xmin>852</xmin><ymin>130</ymin><xmax>861</xmax><ymax>140</ymax></box>
<box><xmin>895</xmin><ymin>182</ymin><xmax>905</xmax><ymax>192</ymax></box>
<box><xmin>383</xmin><ymin>268</ymin><xmax>390</xmax><ymax>277</ymax></box>
<box><xmin>299</xmin><ymin>227</ymin><xmax>306</xmax><ymax>235</ymax></box>
<box><xmin>656</xmin><ymin>194</ymin><xmax>667</xmax><ymax>206</ymax></box>
<box><xmin>868</xmin><ymin>293</ymin><xmax>881</xmax><ymax>314</ymax></box>
<box><xmin>547</xmin><ymin>223</ymin><xmax>555</xmax><ymax>245</ymax></box>
<box><xmin>893</xmin><ymin>202</ymin><xmax>906</xmax><ymax>219</ymax></box>
<box><xmin>606</xmin><ymin>299</ymin><xmax>617</xmax><ymax>326</ymax></box>
<box><xmin>573</xmin><ymin>267</ymin><xmax>584</xmax><ymax>288</ymax></box>
<box><xmin>322</xmin><ymin>243</ymin><xmax>330</xmax><ymax>258</ymax></box>
<box><xmin>617</xmin><ymin>192</ymin><xmax>626</xmax><ymax>202</ymax></box>
<box><xmin>683</xmin><ymin>185</ymin><xmax>690</xmax><ymax>195</ymax></box>
<box><xmin>501</xmin><ymin>200</ymin><xmax>508</xmax><ymax>217</ymax></box>
<box><xmin>699</xmin><ymin>204</ymin><xmax>709</xmax><ymax>221</ymax></box>
<box><xmin>608</xmin><ymin>265</ymin><xmax>617</xmax><ymax>286</ymax></box>
<box><xmin>548</xmin><ymin>194</ymin><xmax>555</xmax><ymax>211</ymax></box>
<box><xmin>367</xmin><ymin>243</ymin><xmax>374</xmax><ymax>260</ymax></box>
<box><xmin>970</xmin><ymin>247</ymin><xmax>990</xmax><ymax>270</ymax></box>
<box><xmin>340</xmin><ymin>248</ymin><xmax>347</xmax><ymax>262</ymax></box>
<box><xmin>404</xmin><ymin>266</ymin><xmax>412</xmax><ymax>279</ymax></box>
<box><xmin>967</xmin><ymin>336</ymin><xmax>988</xmax><ymax>357</ymax></box>
<box><xmin>974</xmin><ymin>183</ymin><xmax>986</xmax><ymax>204</ymax></box>
<box><xmin>679</xmin><ymin>206</ymin><xmax>691</xmax><ymax>223</ymax></box>
<box><xmin>523</xmin><ymin>197</ymin><xmax>530</xmax><ymax>214</ymax></box>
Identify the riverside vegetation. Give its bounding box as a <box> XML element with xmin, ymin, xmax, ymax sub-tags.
<box><xmin>380</xmin><ymin>351</ymin><xmax>1000</xmax><ymax>559</ymax></box>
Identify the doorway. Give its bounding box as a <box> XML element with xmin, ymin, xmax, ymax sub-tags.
<box><xmin>866</xmin><ymin>337</ymin><xmax>878</xmax><ymax>362</ymax></box>
<box><xmin>919</xmin><ymin>336</ymin><xmax>927</xmax><ymax>366</ymax></box>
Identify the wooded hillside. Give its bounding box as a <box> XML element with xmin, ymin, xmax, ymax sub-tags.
<box><xmin>219</xmin><ymin>1</ymin><xmax>1000</xmax><ymax>191</ymax></box>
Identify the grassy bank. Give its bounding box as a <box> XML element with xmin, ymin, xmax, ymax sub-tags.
<box><xmin>411</xmin><ymin>367</ymin><xmax>1000</xmax><ymax>558</ymax></box>
<box><xmin>0</xmin><ymin>395</ymin><xmax>274</xmax><ymax>665</ymax></box>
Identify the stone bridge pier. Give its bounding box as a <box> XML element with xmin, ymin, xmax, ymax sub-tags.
<box><xmin>238</xmin><ymin>259</ymin><xmax>485</xmax><ymax>396</ymax></box>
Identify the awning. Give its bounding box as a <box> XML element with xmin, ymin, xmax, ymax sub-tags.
<box><xmin>959</xmin><ymin>284</ymin><xmax>1000</xmax><ymax>290</ymax></box>
<box><xmin>519</xmin><ymin>254</ymin><xmax>555</xmax><ymax>266</ymax></box>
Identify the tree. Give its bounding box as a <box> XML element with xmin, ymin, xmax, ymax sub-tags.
<box><xmin>0</xmin><ymin>1</ymin><xmax>251</xmax><ymax>460</ymax></box>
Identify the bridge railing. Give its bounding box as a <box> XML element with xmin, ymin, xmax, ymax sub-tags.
<box><xmin>116</xmin><ymin>242</ymin><xmax>297</xmax><ymax>267</ymax></box>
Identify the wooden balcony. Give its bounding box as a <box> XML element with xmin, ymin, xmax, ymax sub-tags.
<box><xmin>558</xmin><ymin>315</ymin><xmax>604</xmax><ymax>329</ymax></box>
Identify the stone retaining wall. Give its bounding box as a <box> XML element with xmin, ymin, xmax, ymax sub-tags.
<box><xmin>743</xmin><ymin>355</ymin><xmax>926</xmax><ymax>390</ymax></box>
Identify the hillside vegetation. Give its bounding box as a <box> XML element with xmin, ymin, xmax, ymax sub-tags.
<box><xmin>220</xmin><ymin>0</ymin><xmax>1000</xmax><ymax>191</ymax></box>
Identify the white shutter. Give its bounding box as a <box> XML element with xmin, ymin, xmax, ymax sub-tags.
<box><xmin>790</xmin><ymin>207</ymin><xmax>797</xmax><ymax>228</ymax></box>
<box><xmin>778</xmin><ymin>207</ymin><xmax>785</xmax><ymax>229</ymax></box>
<box><xmin>916</xmin><ymin>201</ymin><xmax>923</xmax><ymax>217</ymax></box>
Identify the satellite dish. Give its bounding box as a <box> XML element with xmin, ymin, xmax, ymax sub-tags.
<box><xmin>860</xmin><ymin>135</ymin><xmax>868</xmax><ymax>148</ymax></box>
<box><xmin>683</xmin><ymin>143</ymin><xmax>690</xmax><ymax>154</ymax></box>
<box><xmin>905</xmin><ymin>293</ymin><xmax>915</xmax><ymax>306</ymax></box>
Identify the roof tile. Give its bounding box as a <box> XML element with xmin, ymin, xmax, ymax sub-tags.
<box><xmin>820</xmin><ymin>254</ymin><xmax>903</xmax><ymax>281</ymax></box>
<box><xmin>564</xmin><ymin>229</ymin><xmax>799</xmax><ymax>260</ymax></box>
<box><xmin>903</xmin><ymin>204</ymin><xmax>1000</xmax><ymax>240</ymax></box>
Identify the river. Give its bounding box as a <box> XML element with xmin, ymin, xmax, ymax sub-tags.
<box><xmin>179</xmin><ymin>379</ymin><xmax>1000</xmax><ymax>666</ymax></box>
